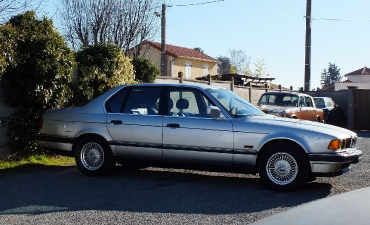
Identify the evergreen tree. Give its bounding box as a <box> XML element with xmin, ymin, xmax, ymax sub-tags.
<box><xmin>320</xmin><ymin>62</ymin><xmax>342</xmax><ymax>88</ymax></box>
<box><xmin>216</xmin><ymin>56</ymin><xmax>231</xmax><ymax>74</ymax></box>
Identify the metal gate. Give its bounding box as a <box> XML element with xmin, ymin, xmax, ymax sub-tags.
<box><xmin>353</xmin><ymin>89</ymin><xmax>370</xmax><ymax>130</ymax></box>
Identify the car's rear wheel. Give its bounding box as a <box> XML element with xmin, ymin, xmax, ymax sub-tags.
<box><xmin>258</xmin><ymin>143</ymin><xmax>309</xmax><ymax>191</ymax></box>
<box><xmin>75</xmin><ymin>136</ymin><xmax>115</xmax><ymax>176</ymax></box>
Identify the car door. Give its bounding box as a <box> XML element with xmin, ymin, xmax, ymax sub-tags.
<box><xmin>105</xmin><ymin>86</ymin><xmax>163</xmax><ymax>160</ymax></box>
<box><xmin>304</xmin><ymin>96</ymin><xmax>316</xmax><ymax>121</ymax></box>
<box><xmin>163</xmin><ymin>87</ymin><xmax>234</xmax><ymax>166</ymax></box>
<box><xmin>298</xmin><ymin>96</ymin><xmax>310</xmax><ymax>120</ymax></box>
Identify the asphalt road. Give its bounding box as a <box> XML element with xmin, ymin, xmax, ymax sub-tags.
<box><xmin>1</xmin><ymin>131</ymin><xmax>369</xmax><ymax>225</ymax></box>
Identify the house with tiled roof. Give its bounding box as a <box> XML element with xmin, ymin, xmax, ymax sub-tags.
<box><xmin>133</xmin><ymin>41</ymin><xmax>218</xmax><ymax>79</ymax></box>
<box><xmin>321</xmin><ymin>66</ymin><xmax>370</xmax><ymax>91</ymax></box>
<box><xmin>336</xmin><ymin>66</ymin><xmax>370</xmax><ymax>91</ymax></box>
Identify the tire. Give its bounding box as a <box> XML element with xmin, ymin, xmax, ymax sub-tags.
<box><xmin>75</xmin><ymin>136</ymin><xmax>115</xmax><ymax>176</ymax></box>
<box><xmin>258</xmin><ymin>143</ymin><xmax>309</xmax><ymax>191</ymax></box>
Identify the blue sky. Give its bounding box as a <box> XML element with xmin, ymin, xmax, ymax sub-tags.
<box><xmin>44</xmin><ymin>0</ymin><xmax>370</xmax><ymax>90</ymax></box>
<box><xmin>163</xmin><ymin>0</ymin><xmax>370</xmax><ymax>90</ymax></box>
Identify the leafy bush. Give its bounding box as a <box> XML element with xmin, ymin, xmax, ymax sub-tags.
<box><xmin>73</xmin><ymin>43</ymin><xmax>136</xmax><ymax>106</ymax></box>
<box><xmin>0</xmin><ymin>24</ymin><xmax>16</xmax><ymax>78</ymax></box>
<box><xmin>0</xmin><ymin>11</ymin><xmax>75</xmax><ymax>156</ymax></box>
<box><xmin>132</xmin><ymin>57</ymin><xmax>159</xmax><ymax>83</ymax></box>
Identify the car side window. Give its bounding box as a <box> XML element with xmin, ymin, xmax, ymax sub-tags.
<box><xmin>106</xmin><ymin>88</ymin><xmax>129</xmax><ymax>113</ymax></box>
<box><xmin>305</xmin><ymin>97</ymin><xmax>313</xmax><ymax>107</ymax></box>
<box><xmin>314</xmin><ymin>98</ymin><xmax>325</xmax><ymax>108</ymax></box>
<box><xmin>299</xmin><ymin>97</ymin><xmax>305</xmax><ymax>107</ymax></box>
<box><xmin>326</xmin><ymin>99</ymin><xmax>334</xmax><ymax>107</ymax></box>
<box><xmin>123</xmin><ymin>87</ymin><xmax>161</xmax><ymax>115</ymax></box>
<box><xmin>167</xmin><ymin>88</ymin><xmax>213</xmax><ymax>118</ymax></box>
<box><xmin>258</xmin><ymin>94</ymin><xmax>276</xmax><ymax>105</ymax></box>
<box><xmin>282</xmin><ymin>95</ymin><xmax>298</xmax><ymax>106</ymax></box>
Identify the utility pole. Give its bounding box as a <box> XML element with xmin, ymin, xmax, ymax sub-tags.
<box><xmin>160</xmin><ymin>4</ymin><xmax>167</xmax><ymax>76</ymax></box>
<box><xmin>304</xmin><ymin>0</ymin><xmax>312</xmax><ymax>91</ymax></box>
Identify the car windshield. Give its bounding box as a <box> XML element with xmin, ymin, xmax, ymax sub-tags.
<box><xmin>314</xmin><ymin>97</ymin><xmax>335</xmax><ymax>108</ymax></box>
<box><xmin>258</xmin><ymin>93</ymin><xmax>299</xmax><ymax>107</ymax></box>
<box><xmin>206</xmin><ymin>88</ymin><xmax>264</xmax><ymax>118</ymax></box>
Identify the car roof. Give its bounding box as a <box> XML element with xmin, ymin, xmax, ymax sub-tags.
<box><xmin>262</xmin><ymin>91</ymin><xmax>311</xmax><ymax>97</ymax></box>
<box><xmin>123</xmin><ymin>83</ymin><xmax>227</xmax><ymax>90</ymax></box>
<box><xmin>313</xmin><ymin>97</ymin><xmax>333</xmax><ymax>99</ymax></box>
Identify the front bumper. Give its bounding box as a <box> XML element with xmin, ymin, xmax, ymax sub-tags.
<box><xmin>308</xmin><ymin>148</ymin><xmax>362</xmax><ymax>175</ymax></box>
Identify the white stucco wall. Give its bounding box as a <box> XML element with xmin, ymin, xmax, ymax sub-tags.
<box><xmin>335</xmin><ymin>82</ymin><xmax>370</xmax><ymax>91</ymax></box>
<box><xmin>346</xmin><ymin>75</ymin><xmax>370</xmax><ymax>83</ymax></box>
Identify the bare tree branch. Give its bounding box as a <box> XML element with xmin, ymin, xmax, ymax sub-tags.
<box><xmin>0</xmin><ymin>0</ymin><xmax>46</xmax><ymax>23</ymax></box>
<box><xmin>229</xmin><ymin>49</ymin><xmax>251</xmax><ymax>75</ymax></box>
<box><xmin>59</xmin><ymin>0</ymin><xmax>160</xmax><ymax>55</ymax></box>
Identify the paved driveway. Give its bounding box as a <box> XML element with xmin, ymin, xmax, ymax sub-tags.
<box><xmin>1</xmin><ymin>131</ymin><xmax>369</xmax><ymax>224</ymax></box>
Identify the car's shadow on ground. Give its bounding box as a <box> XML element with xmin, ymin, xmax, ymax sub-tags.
<box><xmin>0</xmin><ymin>165</ymin><xmax>333</xmax><ymax>216</ymax></box>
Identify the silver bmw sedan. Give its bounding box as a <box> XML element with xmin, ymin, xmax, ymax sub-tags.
<box><xmin>38</xmin><ymin>83</ymin><xmax>362</xmax><ymax>191</ymax></box>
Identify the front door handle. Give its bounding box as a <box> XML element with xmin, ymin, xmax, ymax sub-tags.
<box><xmin>166</xmin><ymin>123</ymin><xmax>180</xmax><ymax>128</ymax></box>
<box><xmin>111</xmin><ymin>120</ymin><xmax>122</xmax><ymax>125</ymax></box>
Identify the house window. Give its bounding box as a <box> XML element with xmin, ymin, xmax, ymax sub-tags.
<box><xmin>185</xmin><ymin>62</ymin><xmax>192</xmax><ymax>79</ymax></box>
<box><xmin>203</xmin><ymin>64</ymin><xmax>209</xmax><ymax>76</ymax></box>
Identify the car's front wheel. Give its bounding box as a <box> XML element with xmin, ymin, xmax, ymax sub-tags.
<box><xmin>258</xmin><ymin>143</ymin><xmax>309</xmax><ymax>191</ymax></box>
<box><xmin>75</xmin><ymin>136</ymin><xmax>115</xmax><ymax>176</ymax></box>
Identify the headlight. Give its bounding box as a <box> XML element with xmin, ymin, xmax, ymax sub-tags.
<box><xmin>328</xmin><ymin>138</ymin><xmax>355</xmax><ymax>150</ymax></box>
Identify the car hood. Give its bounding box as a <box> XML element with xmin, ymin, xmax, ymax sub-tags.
<box><xmin>259</xmin><ymin>105</ymin><xmax>292</xmax><ymax>113</ymax></box>
<box><xmin>236</xmin><ymin>115</ymin><xmax>356</xmax><ymax>139</ymax></box>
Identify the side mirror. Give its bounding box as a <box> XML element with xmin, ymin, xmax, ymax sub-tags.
<box><xmin>207</xmin><ymin>106</ymin><xmax>221</xmax><ymax>118</ymax></box>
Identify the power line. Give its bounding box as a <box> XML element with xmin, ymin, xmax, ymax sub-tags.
<box><xmin>307</xmin><ymin>16</ymin><xmax>370</xmax><ymax>22</ymax></box>
<box><xmin>168</xmin><ymin>0</ymin><xmax>224</xmax><ymax>7</ymax></box>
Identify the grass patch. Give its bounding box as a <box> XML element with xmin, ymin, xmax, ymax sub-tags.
<box><xmin>0</xmin><ymin>154</ymin><xmax>75</xmax><ymax>169</ymax></box>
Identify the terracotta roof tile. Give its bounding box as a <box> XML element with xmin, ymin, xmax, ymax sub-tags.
<box><xmin>345</xmin><ymin>66</ymin><xmax>370</xmax><ymax>76</ymax></box>
<box><xmin>142</xmin><ymin>41</ymin><xmax>218</xmax><ymax>63</ymax></box>
<box><xmin>319</xmin><ymin>84</ymin><xmax>335</xmax><ymax>91</ymax></box>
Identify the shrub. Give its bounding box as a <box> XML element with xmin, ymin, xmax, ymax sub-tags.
<box><xmin>73</xmin><ymin>43</ymin><xmax>136</xmax><ymax>106</ymax></box>
<box><xmin>0</xmin><ymin>11</ymin><xmax>75</xmax><ymax>156</ymax></box>
<box><xmin>132</xmin><ymin>57</ymin><xmax>159</xmax><ymax>83</ymax></box>
<box><xmin>0</xmin><ymin>24</ymin><xmax>16</xmax><ymax>78</ymax></box>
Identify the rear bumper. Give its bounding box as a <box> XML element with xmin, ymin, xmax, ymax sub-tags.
<box><xmin>308</xmin><ymin>148</ymin><xmax>362</xmax><ymax>175</ymax></box>
<box><xmin>38</xmin><ymin>135</ymin><xmax>74</xmax><ymax>156</ymax></box>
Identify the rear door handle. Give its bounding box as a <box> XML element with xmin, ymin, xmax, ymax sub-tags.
<box><xmin>166</xmin><ymin>123</ymin><xmax>180</xmax><ymax>128</ymax></box>
<box><xmin>111</xmin><ymin>120</ymin><xmax>122</xmax><ymax>125</ymax></box>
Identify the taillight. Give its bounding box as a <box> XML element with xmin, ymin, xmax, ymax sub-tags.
<box><xmin>39</xmin><ymin>116</ymin><xmax>44</xmax><ymax>130</ymax></box>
